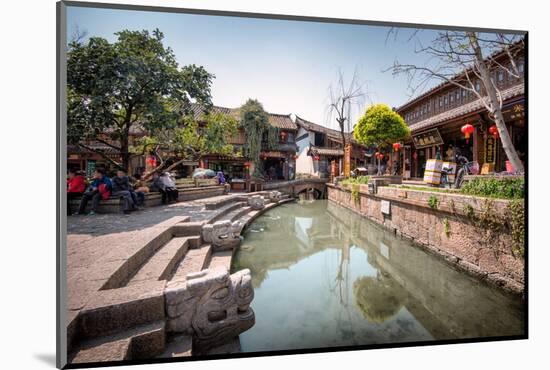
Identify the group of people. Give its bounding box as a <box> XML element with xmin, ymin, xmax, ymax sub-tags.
<box><xmin>67</xmin><ymin>168</ymin><xmax>180</xmax><ymax>215</ymax></box>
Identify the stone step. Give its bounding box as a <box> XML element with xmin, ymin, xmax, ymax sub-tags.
<box><xmin>207</xmin><ymin>250</ymin><xmax>234</xmax><ymax>271</ymax></box>
<box><xmin>215</xmin><ymin>205</ymin><xmax>252</xmax><ymax>224</ymax></box>
<box><xmin>78</xmin><ymin>280</ymin><xmax>166</xmax><ymax>339</ymax></box>
<box><xmin>172</xmin><ymin>221</ymin><xmax>205</xmax><ymax>237</ymax></box>
<box><xmin>127</xmin><ymin>236</ymin><xmax>201</xmax><ymax>286</ymax></box>
<box><xmin>170</xmin><ymin>244</ymin><xmax>212</xmax><ymax>284</ymax></box>
<box><xmin>229</xmin><ymin>206</ymin><xmax>252</xmax><ymax>222</ymax></box>
<box><xmin>204</xmin><ymin>195</ymin><xmax>240</xmax><ymax>210</ymax></box>
<box><xmin>207</xmin><ymin>201</ymin><xmax>244</xmax><ymax>224</ymax></box>
<box><xmin>157</xmin><ymin>334</ymin><xmax>193</xmax><ymax>358</ymax></box>
<box><xmin>70</xmin><ymin>321</ymin><xmax>166</xmax><ymax>364</ymax></box>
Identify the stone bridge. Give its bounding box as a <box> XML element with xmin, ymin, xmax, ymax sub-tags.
<box><xmin>263</xmin><ymin>178</ymin><xmax>328</xmax><ymax>199</ymax></box>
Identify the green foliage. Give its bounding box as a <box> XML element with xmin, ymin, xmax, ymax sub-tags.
<box><xmin>351</xmin><ymin>184</ymin><xmax>361</xmax><ymax>204</ymax></box>
<box><xmin>239</xmin><ymin>99</ymin><xmax>276</xmax><ymax>178</ymax></box>
<box><xmin>353</xmin><ymin>104</ymin><xmax>410</xmax><ymax>148</ymax></box>
<box><xmin>428</xmin><ymin>195</ymin><xmax>439</xmax><ymax>209</ymax></box>
<box><xmin>507</xmin><ymin>200</ymin><xmax>525</xmax><ymax>257</ymax></box>
<box><xmin>341</xmin><ymin>176</ymin><xmax>370</xmax><ymax>186</ymax></box>
<box><xmin>443</xmin><ymin>218</ymin><xmax>451</xmax><ymax>238</ymax></box>
<box><xmin>463</xmin><ymin>203</ymin><xmax>475</xmax><ymax>220</ymax></box>
<box><xmin>132</xmin><ymin>112</ymin><xmax>238</xmax><ymax>161</ymax></box>
<box><xmin>67</xmin><ymin>28</ymin><xmax>213</xmax><ymax>169</ymax></box>
<box><xmin>460</xmin><ymin>177</ymin><xmax>524</xmax><ymax>200</ymax></box>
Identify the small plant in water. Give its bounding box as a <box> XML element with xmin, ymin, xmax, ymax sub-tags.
<box><xmin>428</xmin><ymin>195</ymin><xmax>439</xmax><ymax>209</ymax></box>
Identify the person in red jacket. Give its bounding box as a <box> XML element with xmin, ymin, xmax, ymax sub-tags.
<box><xmin>67</xmin><ymin>169</ymin><xmax>86</xmax><ymax>215</ymax></box>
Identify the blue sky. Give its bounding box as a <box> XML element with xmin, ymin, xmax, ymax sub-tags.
<box><xmin>67</xmin><ymin>6</ymin><xmax>469</xmax><ymax>130</ymax></box>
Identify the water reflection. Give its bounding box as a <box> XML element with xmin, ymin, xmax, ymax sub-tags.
<box><xmin>231</xmin><ymin>200</ymin><xmax>524</xmax><ymax>352</ymax></box>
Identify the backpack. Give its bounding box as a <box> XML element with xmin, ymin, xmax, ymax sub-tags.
<box><xmin>98</xmin><ymin>183</ymin><xmax>111</xmax><ymax>200</ymax></box>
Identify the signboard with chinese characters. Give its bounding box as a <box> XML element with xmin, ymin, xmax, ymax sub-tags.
<box><xmin>86</xmin><ymin>160</ymin><xmax>96</xmax><ymax>177</ymax></box>
<box><xmin>485</xmin><ymin>136</ymin><xmax>496</xmax><ymax>164</ymax></box>
<box><xmin>344</xmin><ymin>144</ymin><xmax>351</xmax><ymax>177</ymax></box>
<box><xmin>412</xmin><ymin>128</ymin><xmax>444</xmax><ymax>149</ymax></box>
<box><xmin>381</xmin><ymin>200</ymin><xmax>391</xmax><ymax>215</ymax></box>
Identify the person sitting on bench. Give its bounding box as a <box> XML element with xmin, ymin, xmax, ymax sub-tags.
<box><xmin>67</xmin><ymin>169</ymin><xmax>86</xmax><ymax>215</ymax></box>
<box><xmin>77</xmin><ymin>168</ymin><xmax>112</xmax><ymax>215</ymax></box>
<box><xmin>112</xmin><ymin>169</ymin><xmax>139</xmax><ymax>214</ymax></box>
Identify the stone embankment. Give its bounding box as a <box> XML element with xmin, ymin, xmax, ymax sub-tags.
<box><xmin>327</xmin><ymin>184</ymin><xmax>524</xmax><ymax>295</ymax></box>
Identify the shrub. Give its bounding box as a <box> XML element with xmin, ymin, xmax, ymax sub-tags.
<box><xmin>341</xmin><ymin>176</ymin><xmax>370</xmax><ymax>186</ymax></box>
<box><xmin>428</xmin><ymin>195</ymin><xmax>439</xmax><ymax>209</ymax></box>
<box><xmin>460</xmin><ymin>177</ymin><xmax>524</xmax><ymax>199</ymax></box>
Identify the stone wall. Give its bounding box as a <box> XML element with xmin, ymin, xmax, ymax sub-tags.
<box><xmin>327</xmin><ymin>184</ymin><xmax>524</xmax><ymax>294</ymax></box>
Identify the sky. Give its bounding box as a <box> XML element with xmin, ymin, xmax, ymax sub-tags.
<box><xmin>66</xmin><ymin>5</ymin><xmax>481</xmax><ymax>131</ymax></box>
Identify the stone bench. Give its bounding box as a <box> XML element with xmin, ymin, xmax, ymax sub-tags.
<box><xmin>69</xmin><ymin>185</ymin><xmax>227</xmax><ymax>214</ymax></box>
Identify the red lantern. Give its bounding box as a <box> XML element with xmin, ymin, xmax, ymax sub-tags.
<box><xmin>489</xmin><ymin>124</ymin><xmax>499</xmax><ymax>139</ymax></box>
<box><xmin>393</xmin><ymin>143</ymin><xmax>402</xmax><ymax>152</ymax></box>
<box><xmin>313</xmin><ymin>155</ymin><xmax>321</xmax><ymax>161</ymax></box>
<box><xmin>146</xmin><ymin>155</ymin><xmax>157</xmax><ymax>167</ymax></box>
<box><xmin>461</xmin><ymin>123</ymin><xmax>475</xmax><ymax>143</ymax></box>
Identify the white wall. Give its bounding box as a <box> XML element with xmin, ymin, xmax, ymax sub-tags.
<box><xmin>295</xmin><ymin>127</ymin><xmax>317</xmax><ymax>176</ymax></box>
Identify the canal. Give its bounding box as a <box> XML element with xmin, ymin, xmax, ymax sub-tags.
<box><xmin>231</xmin><ymin>200</ymin><xmax>524</xmax><ymax>352</ymax></box>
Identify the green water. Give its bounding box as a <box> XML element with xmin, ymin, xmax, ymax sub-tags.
<box><xmin>231</xmin><ymin>200</ymin><xmax>524</xmax><ymax>352</ymax></box>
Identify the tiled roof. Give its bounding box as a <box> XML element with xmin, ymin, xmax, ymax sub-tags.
<box><xmin>395</xmin><ymin>39</ymin><xmax>525</xmax><ymax>112</ymax></box>
<box><xmin>189</xmin><ymin>103</ymin><xmax>296</xmax><ymax>130</ymax></box>
<box><xmin>311</xmin><ymin>146</ymin><xmax>344</xmax><ymax>157</ymax></box>
<box><xmin>267</xmin><ymin>113</ymin><xmax>297</xmax><ymax>130</ymax></box>
<box><xmin>408</xmin><ymin>82</ymin><xmax>524</xmax><ymax>133</ymax></box>
<box><xmin>295</xmin><ymin>116</ymin><xmax>355</xmax><ymax>143</ymax></box>
<box><xmin>68</xmin><ymin>141</ymin><xmax>121</xmax><ymax>155</ymax></box>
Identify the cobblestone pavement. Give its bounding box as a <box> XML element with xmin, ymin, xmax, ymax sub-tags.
<box><xmin>66</xmin><ymin>195</ymin><xmax>236</xmax><ymax>298</ymax></box>
<box><xmin>67</xmin><ymin>195</ymin><xmax>234</xmax><ymax>236</ymax></box>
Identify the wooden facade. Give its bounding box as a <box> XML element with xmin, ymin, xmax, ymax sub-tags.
<box><xmin>396</xmin><ymin>43</ymin><xmax>525</xmax><ymax>179</ymax></box>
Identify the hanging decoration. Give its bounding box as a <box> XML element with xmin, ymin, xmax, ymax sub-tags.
<box><xmin>392</xmin><ymin>143</ymin><xmax>402</xmax><ymax>152</ymax></box>
<box><xmin>488</xmin><ymin>124</ymin><xmax>499</xmax><ymax>139</ymax></box>
<box><xmin>461</xmin><ymin>123</ymin><xmax>475</xmax><ymax>143</ymax></box>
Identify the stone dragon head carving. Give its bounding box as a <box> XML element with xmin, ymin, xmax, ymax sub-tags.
<box><xmin>202</xmin><ymin>220</ymin><xmax>243</xmax><ymax>251</ymax></box>
<box><xmin>165</xmin><ymin>268</ymin><xmax>255</xmax><ymax>353</ymax></box>
<box><xmin>268</xmin><ymin>191</ymin><xmax>282</xmax><ymax>203</ymax></box>
<box><xmin>247</xmin><ymin>195</ymin><xmax>265</xmax><ymax>210</ymax></box>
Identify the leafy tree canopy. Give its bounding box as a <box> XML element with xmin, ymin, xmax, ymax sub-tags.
<box><xmin>67</xmin><ymin>28</ymin><xmax>214</xmax><ymax>170</ymax></box>
<box><xmin>239</xmin><ymin>99</ymin><xmax>277</xmax><ymax>178</ymax></box>
<box><xmin>353</xmin><ymin>104</ymin><xmax>410</xmax><ymax>149</ymax></box>
<box><xmin>131</xmin><ymin>112</ymin><xmax>238</xmax><ymax>176</ymax></box>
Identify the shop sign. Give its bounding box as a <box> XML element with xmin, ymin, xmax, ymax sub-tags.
<box><xmin>381</xmin><ymin>200</ymin><xmax>391</xmax><ymax>215</ymax></box>
<box><xmin>412</xmin><ymin>128</ymin><xmax>444</xmax><ymax>149</ymax></box>
<box><xmin>86</xmin><ymin>160</ymin><xmax>96</xmax><ymax>177</ymax></box>
<box><xmin>485</xmin><ymin>136</ymin><xmax>496</xmax><ymax>164</ymax></box>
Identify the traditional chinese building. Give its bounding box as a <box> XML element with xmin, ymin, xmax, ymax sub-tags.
<box><xmin>190</xmin><ymin>104</ymin><xmax>298</xmax><ymax>182</ymax></box>
<box><xmin>294</xmin><ymin>116</ymin><xmax>368</xmax><ymax>179</ymax></box>
<box><xmin>396</xmin><ymin>42</ymin><xmax>525</xmax><ymax>179</ymax></box>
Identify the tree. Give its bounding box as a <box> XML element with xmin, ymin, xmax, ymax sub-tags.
<box><xmin>132</xmin><ymin>112</ymin><xmax>239</xmax><ymax>179</ymax></box>
<box><xmin>353</xmin><ymin>104</ymin><xmax>410</xmax><ymax>174</ymax></box>
<box><xmin>67</xmin><ymin>28</ymin><xmax>214</xmax><ymax>171</ymax></box>
<box><xmin>386</xmin><ymin>31</ymin><xmax>525</xmax><ymax>172</ymax></box>
<box><xmin>327</xmin><ymin>69</ymin><xmax>367</xmax><ymax>148</ymax></box>
<box><xmin>239</xmin><ymin>99</ymin><xmax>277</xmax><ymax>179</ymax></box>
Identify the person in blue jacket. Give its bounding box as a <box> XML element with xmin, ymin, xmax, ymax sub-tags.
<box><xmin>77</xmin><ymin>168</ymin><xmax>112</xmax><ymax>215</ymax></box>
